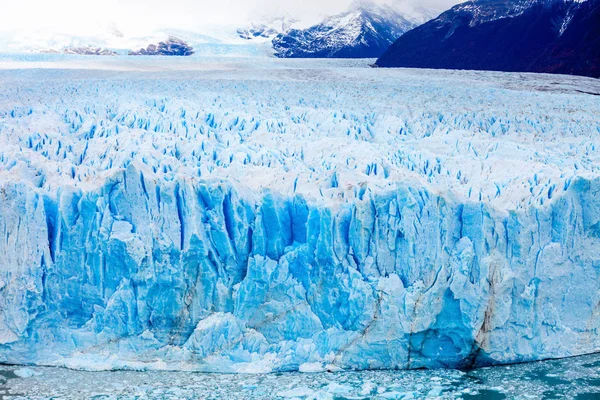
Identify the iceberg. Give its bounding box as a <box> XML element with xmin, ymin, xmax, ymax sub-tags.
<box><xmin>0</xmin><ymin>58</ymin><xmax>599</xmax><ymax>372</ymax></box>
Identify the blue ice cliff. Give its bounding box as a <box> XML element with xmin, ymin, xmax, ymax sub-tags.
<box><xmin>0</xmin><ymin>62</ymin><xmax>600</xmax><ymax>372</ymax></box>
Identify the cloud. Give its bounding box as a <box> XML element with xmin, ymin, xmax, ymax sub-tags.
<box><xmin>1</xmin><ymin>0</ymin><xmax>463</xmax><ymax>35</ymax></box>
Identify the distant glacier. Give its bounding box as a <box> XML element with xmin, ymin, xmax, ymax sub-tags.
<box><xmin>1</xmin><ymin>58</ymin><xmax>600</xmax><ymax>372</ymax></box>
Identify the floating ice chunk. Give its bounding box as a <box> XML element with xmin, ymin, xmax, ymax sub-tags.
<box><xmin>14</xmin><ymin>368</ymin><xmax>37</xmax><ymax>378</ymax></box>
<box><xmin>299</xmin><ymin>362</ymin><xmax>324</xmax><ymax>373</ymax></box>
<box><xmin>278</xmin><ymin>386</ymin><xmax>315</xmax><ymax>397</ymax></box>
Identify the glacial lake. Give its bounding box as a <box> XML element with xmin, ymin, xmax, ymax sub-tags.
<box><xmin>2</xmin><ymin>353</ymin><xmax>600</xmax><ymax>399</ymax></box>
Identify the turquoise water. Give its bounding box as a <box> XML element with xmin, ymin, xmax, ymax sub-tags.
<box><xmin>2</xmin><ymin>353</ymin><xmax>600</xmax><ymax>399</ymax></box>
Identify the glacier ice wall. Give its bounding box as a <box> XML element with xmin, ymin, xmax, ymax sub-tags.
<box><xmin>2</xmin><ymin>167</ymin><xmax>600</xmax><ymax>372</ymax></box>
<box><xmin>0</xmin><ymin>62</ymin><xmax>600</xmax><ymax>372</ymax></box>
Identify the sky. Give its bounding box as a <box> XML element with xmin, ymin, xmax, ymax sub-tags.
<box><xmin>1</xmin><ymin>0</ymin><xmax>461</xmax><ymax>36</ymax></box>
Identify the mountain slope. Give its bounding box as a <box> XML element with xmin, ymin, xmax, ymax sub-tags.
<box><xmin>128</xmin><ymin>36</ymin><xmax>194</xmax><ymax>56</ymax></box>
<box><xmin>272</xmin><ymin>2</ymin><xmax>419</xmax><ymax>58</ymax></box>
<box><xmin>376</xmin><ymin>0</ymin><xmax>600</xmax><ymax>78</ymax></box>
<box><xmin>237</xmin><ymin>16</ymin><xmax>298</xmax><ymax>41</ymax></box>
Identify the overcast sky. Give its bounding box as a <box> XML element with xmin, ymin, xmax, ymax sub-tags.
<box><xmin>2</xmin><ymin>0</ymin><xmax>462</xmax><ymax>35</ymax></box>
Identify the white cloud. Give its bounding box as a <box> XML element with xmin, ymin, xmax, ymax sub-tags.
<box><xmin>1</xmin><ymin>0</ymin><xmax>462</xmax><ymax>36</ymax></box>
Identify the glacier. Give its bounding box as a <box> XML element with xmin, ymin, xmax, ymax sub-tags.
<box><xmin>0</xmin><ymin>57</ymin><xmax>600</xmax><ymax>372</ymax></box>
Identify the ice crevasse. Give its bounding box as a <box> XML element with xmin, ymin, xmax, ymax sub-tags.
<box><xmin>0</xmin><ymin>65</ymin><xmax>600</xmax><ymax>372</ymax></box>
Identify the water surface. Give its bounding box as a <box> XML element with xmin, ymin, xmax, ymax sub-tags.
<box><xmin>2</xmin><ymin>353</ymin><xmax>600</xmax><ymax>399</ymax></box>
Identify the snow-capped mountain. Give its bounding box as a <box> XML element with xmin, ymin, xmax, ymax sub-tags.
<box><xmin>0</xmin><ymin>1</ymin><xmax>436</xmax><ymax>59</ymax></box>
<box><xmin>444</xmin><ymin>0</ymin><xmax>553</xmax><ymax>25</ymax></box>
<box><xmin>0</xmin><ymin>25</ymin><xmax>275</xmax><ymax>57</ymax></box>
<box><xmin>271</xmin><ymin>1</ymin><xmax>424</xmax><ymax>58</ymax></box>
<box><xmin>236</xmin><ymin>16</ymin><xmax>298</xmax><ymax>41</ymax></box>
<box><xmin>376</xmin><ymin>0</ymin><xmax>600</xmax><ymax>78</ymax></box>
<box><xmin>41</xmin><ymin>46</ymin><xmax>118</xmax><ymax>56</ymax></box>
<box><xmin>128</xmin><ymin>36</ymin><xmax>194</xmax><ymax>56</ymax></box>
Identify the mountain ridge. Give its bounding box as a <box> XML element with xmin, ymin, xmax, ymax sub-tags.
<box><xmin>271</xmin><ymin>2</ymin><xmax>421</xmax><ymax>58</ymax></box>
<box><xmin>376</xmin><ymin>0</ymin><xmax>600</xmax><ymax>78</ymax></box>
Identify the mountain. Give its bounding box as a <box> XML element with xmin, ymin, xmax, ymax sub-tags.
<box><xmin>0</xmin><ymin>26</ymin><xmax>274</xmax><ymax>58</ymax></box>
<box><xmin>271</xmin><ymin>1</ymin><xmax>421</xmax><ymax>58</ymax></box>
<box><xmin>41</xmin><ymin>46</ymin><xmax>117</xmax><ymax>56</ymax></box>
<box><xmin>128</xmin><ymin>36</ymin><xmax>194</xmax><ymax>56</ymax></box>
<box><xmin>237</xmin><ymin>16</ymin><xmax>298</xmax><ymax>41</ymax></box>
<box><xmin>376</xmin><ymin>0</ymin><xmax>600</xmax><ymax>78</ymax></box>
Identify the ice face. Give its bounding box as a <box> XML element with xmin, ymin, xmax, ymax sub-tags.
<box><xmin>0</xmin><ymin>58</ymin><xmax>599</xmax><ymax>372</ymax></box>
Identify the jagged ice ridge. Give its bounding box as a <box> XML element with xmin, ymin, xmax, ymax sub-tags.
<box><xmin>1</xmin><ymin>60</ymin><xmax>600</xmax><ymax>372</ymax></box>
